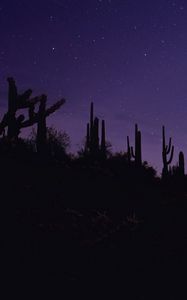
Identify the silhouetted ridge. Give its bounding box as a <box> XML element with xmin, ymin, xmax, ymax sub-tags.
<box><xmin>1</xmin><ymin>79</ymin><xmax>187</xmax><ymax>299</ymax></box>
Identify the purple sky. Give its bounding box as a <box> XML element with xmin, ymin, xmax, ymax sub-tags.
<box><xmin>1</xmin><ymin>0</ymin><xmax>187</xmax><ymax>173</ymax></box>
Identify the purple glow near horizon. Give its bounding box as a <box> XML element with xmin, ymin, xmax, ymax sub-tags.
<box><xmin>1</xmin><ymin>0</ymin><xmax>187</xmax><ymax>173</ymax></box>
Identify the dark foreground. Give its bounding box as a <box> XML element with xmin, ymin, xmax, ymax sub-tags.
<box><xmin>2</xmin><ymin>156</ymin><xmax>187</xmax><ymax>299</ymax></box>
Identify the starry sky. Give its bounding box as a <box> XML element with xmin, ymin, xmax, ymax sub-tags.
<box><xmin>1</xmin><ymin>0</ymin><xmax>187</xmax><ymax>173</ymax></box>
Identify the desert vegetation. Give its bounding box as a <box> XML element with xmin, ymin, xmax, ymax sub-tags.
<box><xmin>2</xmin><ymin>78</ymin><xmax>187</xmax><ymax>298</ymax></box>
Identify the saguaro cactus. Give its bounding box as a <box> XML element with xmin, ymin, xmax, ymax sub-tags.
<box><xmin>36</xmin><ymin>95</ymin><xmax>47</xmax><ymax>154</ymax></box>
<box><xmin>0</xmin><ymin>78</ymin><xmax>65</xmax><ymax>154</ymax></box>
<box><xmin>90</xmin><ymin>102</ymin><xmax>94</xmax><ymax>138</ymax></box>
<box><xmin>130</xmin><ymin>124</ymin><xmax>142</xmax><ymax>167</ymax></box>
<box><xmin>85</xmin><ymin>102</ymin><xmax>107</xmax><ymax>159</ymax></box>
<box><xmin>162</xmin><ymin>126</ymin><xmax>174</xmax><ymax>177</ymax></box>
<box><xmin>85</xmin><ymin>123</ymin><xmax>90</xmax><ymax>150</ymax></box>
<box><xmin>6</xmin><ymin>77</ymin><xmax>40</xmax><ymax>139</ymax></box>
<box><xmin>92</xmin><ymin>117</ymin><xmax>99</xmax><ymax>154</ymax></box>
<box><xmin>23</xmin><ymin>97</ymin><xmax>65</xmax><ymax>154</ymax></box>
<box><xmin>101</xmin><ymin>119</ymin><xmax>106</xmax><ymax>158</ymax></box>
<box><xmin>178</xmin><ymin>151</ymin><xmax>185</xmax><ymax>176</ymax></box>
<box><xmin>127</xmin><ymin>136</ymin><xmax>131</xmax><ymax>164</ymax></box>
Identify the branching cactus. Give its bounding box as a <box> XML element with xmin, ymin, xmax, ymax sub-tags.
<box><xmin>0</xmin><ymin>78</ymin><xmax>65</xmax><ymax>154</ymax></box>
<box><xmin>6</xmin><ymin>77</ymin><xmax>41</xmax><ymax>139</ymax></box>
<box><xmin>162</xmin><ymin>126</ymin><xmax>174</xmax><ymax>177</ymax></box>
<box><xmin>85</xmin><ymin>102</ymin><xmax>107</xmax><ymax>159</ymax></box>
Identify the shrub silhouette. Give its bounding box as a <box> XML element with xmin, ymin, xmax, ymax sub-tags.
<box><xmin>29</xmin><ymin>126</ymin><xmax>70</xmax><ymax>160</ymax></box>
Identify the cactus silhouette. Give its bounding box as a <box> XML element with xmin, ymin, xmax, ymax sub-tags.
<box><xmin>85</xmin><ymin>102</ymin><xmax>107</xmax><ymax>159</ymax></box>
<box><xmin>162</xmin><ymin>126</ymin><xmax>174</xmax><ymax>177</ymax></box>
<box><xmin>6</xmin><ymin>77</ymin><xmax>41</xmax><ymax>139</ymax></box>
<box><xmin>85</xmin><ymin>122</ymin><xmax>90</xmax><ymax>151</ymax></box>
<box><xmin>178</xmin><ymin>151</ymin><xmax>185</xmax><ymax>176</ymax></box>
<box><xmin>101</xmin><ymin>120</ymin><xmax>106</xmax><ymax>158</ymax></box>
<box><xmin>36</xmin><ymin>96</ymin><xmax>47</xmax><ymax>154</ymax></box>
<box><xmin>130</xmin><ymin>124</ymin><xmax>142</xmax><ymax>167</ymax></box>
<box><xmin>90</xmin><ymin>102</ymin><xmax>94</xmax><ymax>140</ymax></box>
<box><xmin>127</xmin><ymin>136</ymin><xmax>131</xmax><ymax>164</ymax></box>
<box><xmin>0</xmin><ymin>78</ymin><xmax>65</xmax><ymax>153</ymax></box>
<box><xmin>92</xmin><ymin>117</ymin><xmax>99</xmax><ymax>154</ymax></box>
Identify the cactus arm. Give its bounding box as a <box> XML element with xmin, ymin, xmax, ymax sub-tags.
<box><xmin>17</xmin><ymin>95</ymin><xmax>43</xmax><ymax>109</ymax></box>
<box><xmin>17</xmin><ymin>89</ymin><xmax>32</xmax><ymax>106</ymax></box>
<box><xmin>167</xmin><ymin>146</ymin><xmax>174</xmax><ymax>164</ymax></box>
<box><xmin>166</xmin><ymin>138</ymin><xmax>172</xmax><ymax>154</ymax></box>
<box><xmin>0</xmin><ymin>113</ymin><xmax>9</xmax><ymax>134</ymax></box>
<box><xmin>45</xmin><ymin>99</ymin><xmax>65</xmax><ymax>117</ymax></box>
<box><xmin>21</xmin><ymin>98</ymin><xmax>65</xmax><ymax>128</ymax></box>
<box><xmin>162</xmin><ymin>126</ymin><xmax>174</xmax><ymax>178</ymax></box>
<box><xmin>131</xmin><ymin>146</ymin><xmax>135</xmax><ymax>158</ymax></box>
<box><xmin>21</xmin><ymin>118</ymin><xmax>37</xmax><ymax>128</ymax></box>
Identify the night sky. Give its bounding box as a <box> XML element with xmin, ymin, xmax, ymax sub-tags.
<box><xmin>1</xmin><ymin>0</ymin><xmax>187</xmax><ymax>173</ymax></box>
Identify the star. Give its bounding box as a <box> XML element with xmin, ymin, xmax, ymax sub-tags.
<box><xmin>49</xmin><ymin>15</ymin><xmax>55</xmax><ymax>21</ymax></box>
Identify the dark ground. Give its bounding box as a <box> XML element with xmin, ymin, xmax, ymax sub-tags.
<box><xmin>1</xmin><ymin>155</ymin><xmax>187</xmax><ymax>299</ymax></box>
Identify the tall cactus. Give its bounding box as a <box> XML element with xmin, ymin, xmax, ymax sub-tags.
<box><xmin>101</xmin><ymin>119</ymin><xmax>106</xmax><ymax>158</ymax></box>
<box><xmin>85</xmin><ymin>102</ymin><xmax>107</xmax><ymax>159</ymax></box>
<box><xmin>92</xmin><ymin>117</ymin><xmax>99</xmax><ymax>154</ymax></box>
<box><xmin>36</xmin><ymin>95</ymin><xmax>47</xmax><ymax>155</ymax></box>
<box><xmin>85</xmin><ymin>102</ymin><xmax>93</xmax><ymax>153</ymax></box>
<box><xmin>178</xmin><ymin>151</ymin><xmax>185</xmax><ymax>176</ymax></box>
<box><xmin>90</xmin><ymin>102</ymin><xmax>94</xmax><ymax>139</ymax></box>
<box><xmin>130</xmin><ymin>124</ymin><xmax>142</xmax><ymax>167</ymax></box>
<box><xmin>127</xmin><ymin>136</ymin><xmax>131</xmax><ymax>164</ymax></box>
<box><xmin>85</xmin><ymin>123</ymin><xmax>90</xmax><ymax>151</ymax></box>
<box><xmin>162</xmin><ymin>126</ymin><xmax>174</xmax><ymax>177</ymax></box>
<box><xmin>6</xmin><ymin>77</ymin><xmax>40</xmax><ymax>139</ymax></box>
